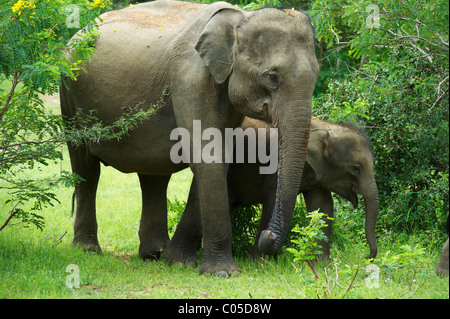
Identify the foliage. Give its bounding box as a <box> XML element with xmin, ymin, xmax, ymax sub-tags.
<box><xmin>0</xmin><ymin>0</ymin><xmax>108</xmax><ymax>231</ymax></box>
<box><xmin>287</xmin><ymin>210</ymin><xmax>330</xmax><ymax>279</ymax></box>
<box><xmin>379</xmin><ymin>244</ymin><xmax>431</xmax><ymax>272</ymax></box>
<box><xmin>241</xmin><ymin>0</ymin><xmax>281</xmax><ymax>10</ymax></box>
<box><xmin>310</xmin><ymin>0</ymin><xmax>449</xmax><ymax>235</ymax></box>
<box><xmin>230</xmin><ymin>204</ymin><xmax>261</xmax><ymax>256</ymax></box>
<box><xmin>0</xmin><ymin>0</ymin><xmax>162</xmax><ymax>232</ymax></box>
<box><xmin>167</xmin><ymin>198</ymin><xmax>186</xmax><ymax>236</ymax></box>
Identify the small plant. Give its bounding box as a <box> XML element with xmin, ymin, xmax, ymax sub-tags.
<box><xmin>287</xmin><ymin>210</ymin><xmax>331</xmax><ymax>279</ymax></box>
<box><xmin>375</xmin><ymin>244</ymin><xmax>433</xmax><ymax>298</ymax></box>
<box><xmin>379</xmin><ymin>244</ymin><xmax>432</xmax><ymax>276</ymax></box>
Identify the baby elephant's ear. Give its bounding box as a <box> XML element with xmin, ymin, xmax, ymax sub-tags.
<box><xmin>306</xmin><ymin>129</ymin><xmax>329</xmax><ymax>180</ymax></box>
<box><xmin>195</xmin><ymin>8</ymin><xmax>245</xmax><ymax>84</ymax></box>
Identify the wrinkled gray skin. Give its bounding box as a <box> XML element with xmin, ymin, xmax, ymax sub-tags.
<box><xmin>436</xmin><ymin>238</ymin><xmax>449</xmax><ymax>276</ymax></box>
<box><xmin>165</xmin><ymin>117</ymin><xmax>379</xmax><ymax>265</ymax></box>
<box><xmin>60</xmin><ymin>0</ymin><xmax>318</xmax><ymax>276</ymax></box>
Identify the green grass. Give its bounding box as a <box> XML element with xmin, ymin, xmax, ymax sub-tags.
<box><xmin>0</xmin><ymin>95</ymin><xmax>448</xmax><ymax>299</ymax></box>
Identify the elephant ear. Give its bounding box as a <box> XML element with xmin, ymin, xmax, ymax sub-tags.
<box><xmin>195</xmin><ymin>8</ymin><xmax>245</xmax><ymax>84</ymax></box>
<box><xmin>306</xmin><ymin>129</ymin><xmax>329</xmax><ymax>180</ymax></box>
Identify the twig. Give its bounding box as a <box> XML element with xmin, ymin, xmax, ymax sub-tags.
<box><xmin>323</xmin><ymin>265</ymin><xmax>333</xmax><ymax>298</ymax></box>
<box><xmin>437</xmin><ymin>75</ymin><xmax>449</xmax><ymax>94</ymax></box>
<box><xmin>0</xmin><ymin>209</ymin><xmax>20</xmax><ymax>232</ymax></box>
<box><xmin>306</xmin><ymin>260</ymin><xmax>319</xmax><ymax>281</ymax></box>
<box><xmin>437</xmin><ymin>35</ymin><xmax>449</xmax><ymax>47</ymax></box>
<box><xmin>0</xmin><ymin>71</ymin><xmax>22</xmax><ymax>122</ymax></box>
<box><xmin>399</xmin><ymin>268</ymin><xmax>429</xmax><ymax>298</ymax></box>
<box><xmin>341</xmin><ymin>268</ymin><xmax>360</xmax><ymax>299</ymax></box>
<box><xmin>430</xmin><ymin>87</ymin><xmax>449</xmax><ymax>111</ymax></box>
<box><xmin>55</xmin><ymin>231</ymin><xmax>67</xmax><ymax>246</ymax></box>
<box><xmin>380</xmin><ymin>8</ymin><xmax>426</xmax><ymax>26</ymax></box>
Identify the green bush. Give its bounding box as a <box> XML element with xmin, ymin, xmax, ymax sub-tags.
<box><xmin>0</xmin><ymin>0</ymin><xmax>110</xmax><ymax>231</ymax></box>
<box><xmin>310</xmin><ymin>0</ymin><xmax>449</xmax><ymax>236</ymax></box>
<box><xmin>0</xmin><ymin>0</ymin><xmax>160</xmax><ymax>231</ymax></box>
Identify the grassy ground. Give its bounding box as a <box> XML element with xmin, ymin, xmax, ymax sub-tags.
<box><xmin>0</xmin><ymin>95</ymin><xmax>448</xmax><ymax>300</ymax></box>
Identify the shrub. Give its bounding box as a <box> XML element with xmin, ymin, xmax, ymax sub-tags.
<box><xmin>287</xmin><ymin>210</ymin><xmax>331</xmax><ymax>279</ymax></box>
<box><xmin>310</xmin><ymin>0</ymin><xmax>449</xmax><ymax>235</ymax></box>
<box><xmin>0</xmin><ymin>0</ymin><xmax>160</xmax><ymax>231</ymax></box>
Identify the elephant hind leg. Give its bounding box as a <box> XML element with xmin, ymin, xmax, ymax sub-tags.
<box><xmin>138</xmin><ymin>174</ymin><xmax>171</xmax><ymax>260</ymax></box>
<box><xmin>69</xmin><ymin>143</ymin><xmax>102</xmax><ymax>253</ymax></box>
<box><xmin>163</xmin><ymin>177</ymin><xmax>202</xmax><ymax>268</ymax></box>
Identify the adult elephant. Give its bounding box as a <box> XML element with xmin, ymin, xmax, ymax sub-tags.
<box><xmin>436</xmin><ymin>238</ymin><xmax>449</xmax><ymax>276</ymax></box>
<box><xmin>165</xmin><ymin>117</ymin><xmax>379</xmax><ymax>264</ymax></box>
<box><xmin>436</xmin><ymin>217</ymin><xmax>449</xmax><ymax>276</ymax></box>
<box><xmin>60</xmin><ymin>0</ymin><xmax>319</xmax><ymax>276</ymax></box>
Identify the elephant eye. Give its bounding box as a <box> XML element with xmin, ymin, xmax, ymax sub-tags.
<box><xmin>351</xmin><ymin>164</ymin><xmax>361</xmax><ymax>175</ymax></box>
<box><xmin>264</xmin><ymin>71</ymin><xmax>282</xmax><ymax>90</ymax></box>
<box><xmin>269</xmin><ymin>73</ymin><xmax>279</xmax><ymax>83</ymax></box>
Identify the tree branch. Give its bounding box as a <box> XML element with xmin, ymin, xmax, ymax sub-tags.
<box><xmin>0</xmin><ymin>209</ymin><xmax>20</xmax><ymax>232</ymax></box>
<box><xmin>0</xmin><ymin>71</ymin><xmax>22</xmax><ymax>122</ymax></box>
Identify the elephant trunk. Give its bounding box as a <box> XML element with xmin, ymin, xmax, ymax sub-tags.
<box><xmin>362</xmin><ymin>182</ymin><xmax>379</xmax><ymax>260</ymax></box>
<box><xmin>258</xmin><ymin>100</ymin><xmax>311</xmax><ymax>255</ymax></box>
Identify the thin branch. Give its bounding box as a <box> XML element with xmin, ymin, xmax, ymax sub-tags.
<box><xmin>55</xmin><ymin>231</ymin><xmax>67</xmax><ymax>246</ymax></box>
<box><xmin>380</xmin><ymin>8</ymin><xmax>426</xmax><ymax>26</ymax></box>
<box><xmin>0</xmin><ymin>209</ymin><xmax>20</xmax><ymax>232</ymax></box>
<box><xmin>323</xmin><ymin>266</ymin><xmax>333</xmax><ymax>298</ymax></box>
<box><xmin>341</xmin><ymin>268</ymin><xmax>359</xmax><ymax>299</ymax></box>
<box><xmin>438</xmin><ymin>35</ymin><xmax>449</xmax><ymax>47</ymax></box>
<box><xmin>0</xmin><ymin>71</ymin><xmax>22</xmax><ymax>122</ymax></box>
<box><xmin>430</xmin><ymin>87</ymin><xmax>449</xmax><ymax>111</ymax></box>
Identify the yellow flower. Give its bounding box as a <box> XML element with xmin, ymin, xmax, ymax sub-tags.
<box><xmin>11</xmin><ymin>0</ymin><xmax>35</xmax><ymax>14</ymax></box>
<box><xmin>12</xmin><ymin>0</ymin><xmax>24</xmax><ymax>12</ymax></box>
<box><xmin>91</xmin><ymin>0</ymin><xmax>110</xmax><ymax>9</ymax></box>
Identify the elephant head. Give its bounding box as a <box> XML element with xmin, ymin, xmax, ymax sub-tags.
<box><xmin>195</xmin><ymin>8</ymin><xmax>319</xmax><ymax>255</ymax></box>
<box><xmin>307</xmin><ymin>118</ymin><xmax>379</xmax><ymax>259</ymax></box>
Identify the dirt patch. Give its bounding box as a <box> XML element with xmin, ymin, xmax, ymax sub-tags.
<box><xmin>113</xmin><ymin>251</ymin><xmax>135</xmax><ymax>262</ymax></box>
<box><xmin>102</xmin><ymin>10</ymin><xmax>182</xmax><ymax>29</ymax></box>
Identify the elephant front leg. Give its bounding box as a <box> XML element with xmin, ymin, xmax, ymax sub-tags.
<box><xmin>193</xmin><ymin>164</ymin><xmax>241</xmax><ymax>277</ymax></box>
<box><xmin>138</xmin><ymin>174</ymin><xmax>171</xmax><ymax>260</ymax></box>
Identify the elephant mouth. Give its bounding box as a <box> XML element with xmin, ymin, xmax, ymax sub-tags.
<box><xmin>345</xmin><ymin>185</ymin><xmax>359</xmax><ymax>208</ymax></box>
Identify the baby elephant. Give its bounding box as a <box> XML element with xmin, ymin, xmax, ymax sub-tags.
<box><xmin>163</xmin><ymin>117</ymin><xmax>379</xmax><ymax>265</ymax></box>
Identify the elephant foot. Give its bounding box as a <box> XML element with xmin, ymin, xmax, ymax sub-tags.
<box><xmin>139</xmin><ymin>242</ymin><xmax>167</xmax><ymax>260</ymax></box>
<box><xmin>199</xmin><ymin>260</ymin><xmax>242</xmax><ymax>278</ymax></box>
<box><xmin>162</xmin><ymin>243</ymin><xmax>199</xmax><ymax>268</ymax></box>
<box><xmin>72</xmin><ymin>236</ymin><xmax>102</xmax><ymax>254</ymax></box>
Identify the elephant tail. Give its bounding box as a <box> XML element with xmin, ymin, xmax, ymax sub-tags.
<box><xmin>71</xmin><ymin>191</ymin><xmax>75</xmax><ymax>217</ymax></box>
